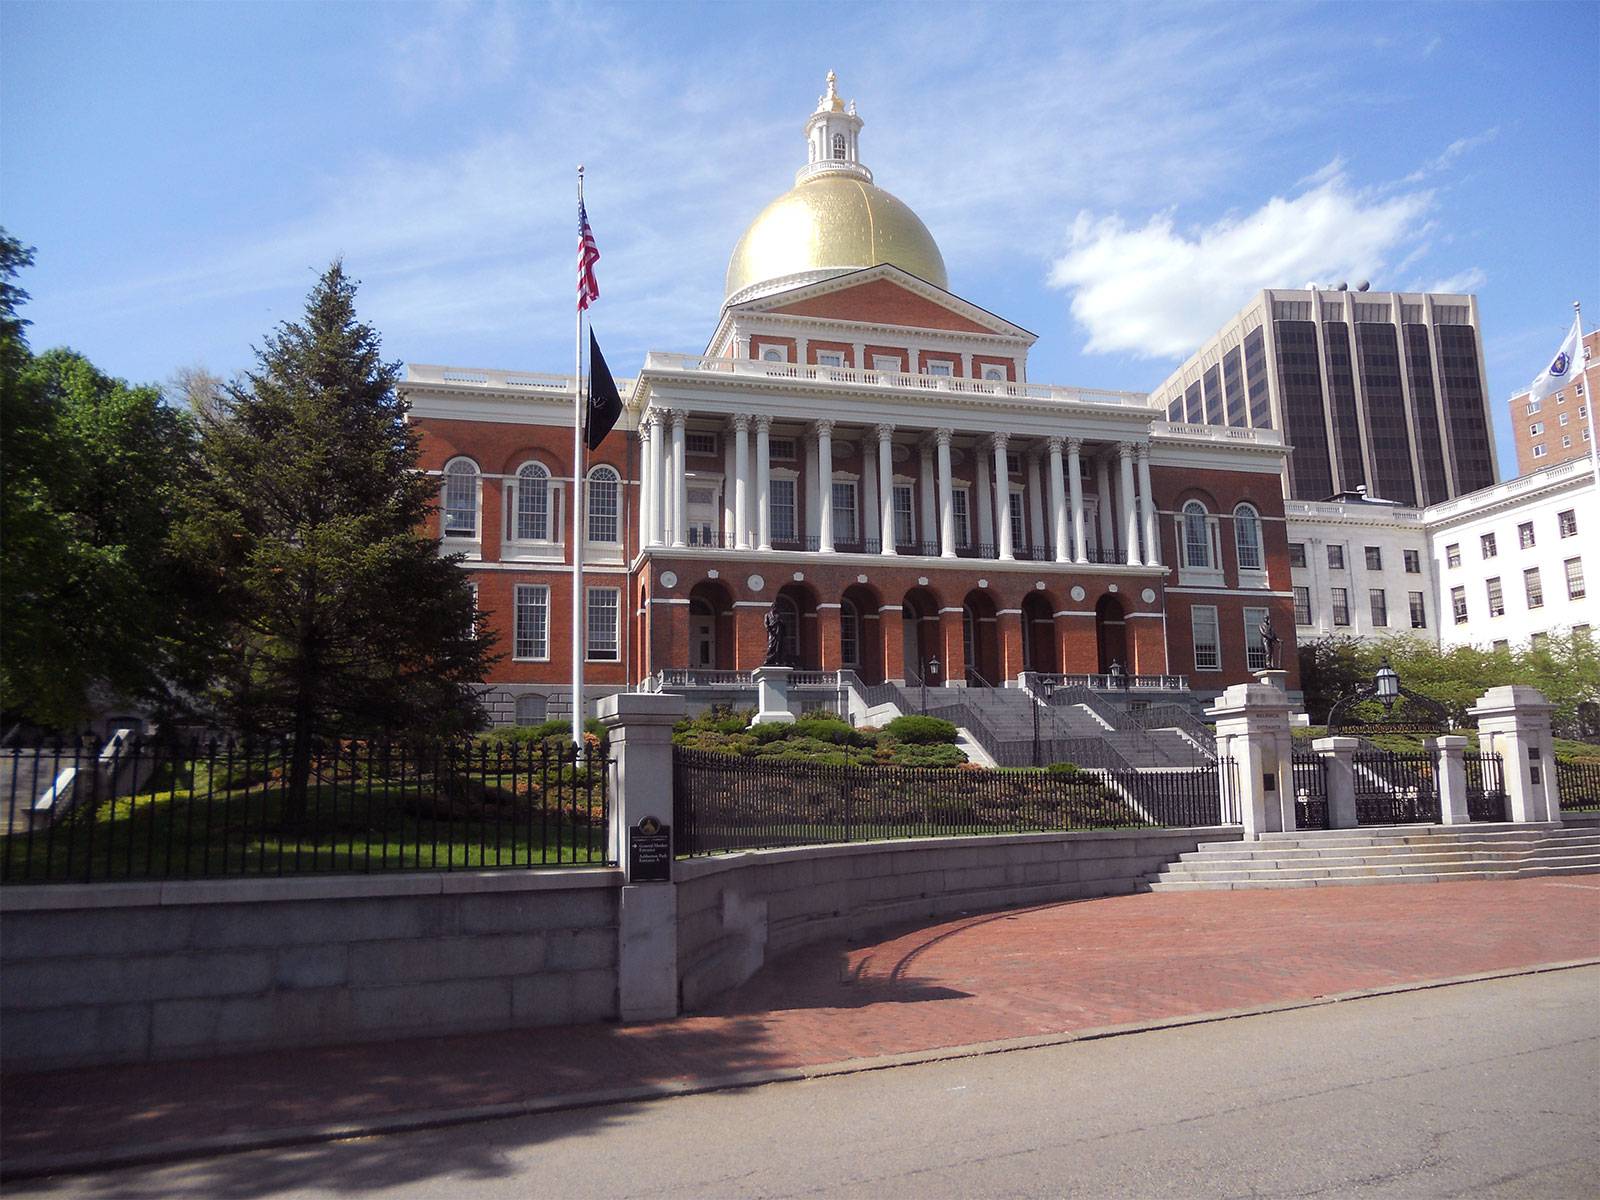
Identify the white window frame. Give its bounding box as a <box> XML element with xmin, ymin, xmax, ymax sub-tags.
<box><xmin>1243</xmin><ymin>606</ymin><xmax>1270</xmax><ymax>670</ymax></box>
<box><xmin>925</xmin><ymin>359</ymin><xmax>954</xmax><ymax>377</ymax></box>
<box><xmin>1233</xmin><ymin>503</ymin><xmax>1265</xmax><ymax>580</ymax></box>
<box><xmin>1451</xmin><ymin>586</ymin><xmax>1468</xmax><ymax>625</ymax></box>
<box><xmin>586</xmin><ymin>465</ymin><xmax>621</xmax><ymax>545</ymax></box>
<box><xmin>1331</xmin><ymin>586</ymin><xmax>1351</xmax><ymax>627</ymax></box>
<box><xmin>1409</xmin><ymin>591</ymin><xmax>1427</xmax><ymax>629</ymax></box>
<box><xmin>892</xmin><ymin>483</ymin><xmax>916</xmax><ymax>547</ymax></box>
<box><xmin>831</xmin><ymin>477</ymin><xmax>859</xmax><ymax>543</ymax></box>
<box><xmin>513</xmin><ymin>584</ymin><xmax>550</xmax><ymax>661</ymax></box>
<box><xmin>981</xmin><ymin>366</ymin><xmax>1006</xmax><ymax>382</ymax></box>
<box><xmin>840</xmin><ymin>599</ymin><xmax>861</xmax><ymax>668</ymax></box>
<box><xmin>1369</xmin><ymin>588</ymin><xmax>1388</xmax><ymax>628</ymax></box>
<box><xmin>769</xmin><ymin>473</ymin><xmax>798</xmax><ymax>542</ymax></box>
<box><xmin>1293</xmin><ymin>586</ymin><xmax>1312</xmax><ymax>627</ymax></box>
<box><xmin>872</xmin><ymin>354</ymin><xmax>902</xmax><ymax>374</ymax></box>
<box><xmin>441</xmin><ymin>457</ymin><xmax>481</xmax><ymax>544</ymax></box>
<box><xmin>816</xmin><ymin>350</ymin><xmax>845</xmax><ymax>369</ymax></box>
<box><xmin>505</xmin><ymin>461</ymin><xmax>564</xmax><ymax>555</ymax></box>
<box><xmin>760</xmin><ymin>346</ymin><xmax>789</xmax><ymax>363</ymax></box>
<box><xmin>951</xmin><ymin>486</ymin><xmax>971</xmax><ymax>548</ymax></box>
<box><xmin>1524</xmin><ymin>567</ymin><xmax>1543</xmax><ymax>609</ymax></box>
<box><xmin>585</xmin><ymin>586</ymin><xmax>620</xmax><ymax>662</ymax></box>
<box><xmin>1559</xmin><ymin>509</ymin><xmax>1578</xmax><ymax>538</ymax></box>
<box><xmin>1191</xmin><ymin>605</ymin><xmax>1221</xmax><ymax>672</ymax></box>
<box><xmin>1566</xmin><ymin>556</ymin><xmax>1586</xmax><ymax>600</ymax></box>
<box><xmin>1486</xmin><ymin>576</ymin><xmax>1504</xmax><ymax>617</ymax></box>
<box><xmin>1178</xmin><ymin>501</ymin><xmax>1223</xmax><ymax>585</ymax></box>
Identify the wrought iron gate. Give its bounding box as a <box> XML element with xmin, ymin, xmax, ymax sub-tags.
<box><xmin>1352</xmin><ymin>751</ymin><xmax>1439</xmax><ymax>825</ymax></box>
<box><xmin>1292</xmin><ymin>752</ymin><xmax>1329</xmax><ymax>830</ymax></box>
<box><xmin>1465</xmin><ymin>753</ymin><xmax>1509</xmax><ymax>822</ymax></box>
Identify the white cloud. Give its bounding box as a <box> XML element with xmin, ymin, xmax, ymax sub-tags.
<box><xmin>1048</xmin><ymin>171</ymin><xmax>1435</xmax><ymax>358</ymax></box>
<box><xmin>1415</xmin><ymin>267</ymin><xmax>1487</xmax><ymax>294</ymax></box>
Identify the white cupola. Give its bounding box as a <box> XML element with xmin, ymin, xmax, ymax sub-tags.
<box><xmin>797</xmin><ymin>70</ymin><xmax>871</xmax><ymax>184</ymax></box>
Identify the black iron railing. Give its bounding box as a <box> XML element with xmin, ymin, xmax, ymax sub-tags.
<box><xmin>1352</xmin><ymin>751</ymin><xmax>1438</xmax><ymax>824</ymax></box>
<box><xmin>1464</xmin><ymin>753</ymin><xmax>1509</xmax><ymax>821</ymax></box>
<box><xmin>1557</xmin><ymin>759</ymin><xmax>1600</xmax><ymax>810</ymax></box>
<box><xmin>672</xmin><ymin>748</ymin><xmax>1226</xmax><ymax>855</ymax></box>
<box><xmin>1</xmin><ymin>737</ymin><xmax>611</xmax><ymax>884</ymax></box>
<box><xmin>1292</xmin><ymin>752</ymin><xmax>1329</xmax><ymax>830</ymax></box>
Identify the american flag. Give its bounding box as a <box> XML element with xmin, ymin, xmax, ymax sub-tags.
<box><xmin>577</xmin><ymin>199</ymin><xmax>600</xmax><ymax>311</ymax></box>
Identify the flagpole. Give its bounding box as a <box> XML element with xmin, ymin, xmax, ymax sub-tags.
<box><xmin>1576</xmin><ymin>301</ymin><xmax>1599</xmax><ymax>496</ymax></box>
<box><xmin>571</xmin><ymin>165</ymin><xmax>587</xmax><ymax>750</ymax></box>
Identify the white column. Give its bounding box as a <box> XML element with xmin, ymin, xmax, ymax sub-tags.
<box><xmin>935</xmin><ymin>428</ymin><xmax>956</xmax><ymax>558</ymax></box>
<box><xmin>877</xmin><ymin>424</ymin><xmax>897</xmax><ymax>556</ymax></box>
<box><xmin>918</xmin><ymin>441</ymin><xmax>936</xmax><ymax>554</ymax></box>
<box><xmin>1095</xmin><ymin>453</ymin><xmax>1114</xmax><ymax>558</ymax></box>
<box><xmin>670</xmin><ymin>410</ymin><xmax>688</xmax><ymax>549</ymax></box>
<box><xmin>755</xmin><ymin>414</ymin><xmax>772</xmax><ymax>551</ymax></box>
<box><xmin>1137</xmin><ymin>442</ymin><xmax>1158</xmax><ymax>567</ymax></box>
<box><xmin>1118</xmin><ymin>442</ymin><xmax>1139</xmax><ymax>566</ymax></box>
<box><xmin>1067</xmin><ymin>437</ymin><xmax>1087</xmax><ymax>564</ymax></box>
<box><xmin>732</xmin><ymin>414</ymin><xmax>751</xmax><ymax>550</ymax></box>
<box><xmin>1047</xmin><ymin>436</ymin><xmax>1068</xmax><ymax>563</ymax></box>
<box><xmin>976</xmin><ymin>445</ymin><xmax>994</xmax><ymax>553</ymax></box>
<box><xmin>647</xmin><ymin>413</ymin><xmax>665</xmax><ymax>546</ymax></box>
<box><xmin>993</xmin><ymin>433</ymin><xmax>1014</xmax><ymax>561</ymax></box>
<box><xmin>803</xmin><ymin>433</ymin><xmax>819</xmax><ymax>544</ymax></box>
<box><xmin>638</xmin><ymin>416</ymin><xmax>654</xmax><ymax>549</ymax></box>
<box><xmin>862</xmin><ymin>432</ymin><xmax>880</xmax><ymax>551</ymax></box>
<box><xmin>816</xmin><ymin>419</ymin><xmax>835</xmax><ymax>553</ymax></box>
<box><xmin>1026</xmin><ymin>449</ymin><xmax>1046</xmax><ymax>555</ymax></box>
<box><xmin>721</xmin><ymin>426</ymin><xmax>734</xmax><ymax>545</ymax></box>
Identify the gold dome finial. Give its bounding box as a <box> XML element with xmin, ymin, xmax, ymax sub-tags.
<box><xmin>819</xmin><ymin>70</ymin><xmax>845</xmax><ymax>113</ymax></box>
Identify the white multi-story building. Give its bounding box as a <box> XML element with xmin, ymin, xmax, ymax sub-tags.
<box><xmin>1285</xmin><ymin>459</ymin><xmax>1597</xmax><ymax>649</ymax></box>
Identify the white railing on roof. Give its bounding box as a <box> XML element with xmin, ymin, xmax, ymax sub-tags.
<box><xmin>405</xmin><ymin>364</ymin><xmax>635</xmax><ymax>398</ymax></box>
<box><xmin>642</xmin><ymin>353</ymin><xmax>1154</xmax><ymax>410</ymax></box>
<box><xmin>1154</xmin><ymin>421</ymin><xmax>1284</xmax><ymax>446</ymax></box>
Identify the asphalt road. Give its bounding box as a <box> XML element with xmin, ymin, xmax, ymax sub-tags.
<box><xmin>12</xmin><ymin>967</ymin><xmax>1599</xmax><ymax>1200</ymax></box>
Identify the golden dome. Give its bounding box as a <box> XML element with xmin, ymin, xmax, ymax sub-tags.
<box><xmin>724</xmin><ymin>172</ymin><xmax>949</xmax><ymax>302</ymax></box>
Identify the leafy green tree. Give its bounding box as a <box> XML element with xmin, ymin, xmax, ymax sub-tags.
<box><xmin>177</xmin><ymin>261</ymin><xmax>496</xmax><ymax>813</ymax></box>
<box><xmin>0</xmin><ymin>232</ymin><xmax>198</xmax><ymax>728</ymax></box>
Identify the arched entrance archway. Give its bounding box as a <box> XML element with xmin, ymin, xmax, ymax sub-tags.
<box><xmin>775</xmin><ymin>582</ymin><xmax>819</xmax><ymax>669</ymax></box>
<box><xmin>961</xmin><ymin>589</ymin><xmax>1000</xmax><ymax>686</ymax></box>
<box><xmin>901</xmin><ymin>587</ymin><xmax>941</xmax><ymax>683</ymax></box>
<box><xmin>687</xmin><ymin>580</ymin><xmax>734</xmax><ymax>671</ymax></box>
<box><xmin>1021</xmin><ymin>592</ymin><xmax>1057</xmax><ymax>675</ymax></box>
<box><xmin>1095</xmin><ymin>594</ymin><xmax>1127</xmax><ymax>674</ymax></box>
<box><xmin>840</xmin><ymin>583</ymin><xmax>882</xmax><ymax>683</ymax></box>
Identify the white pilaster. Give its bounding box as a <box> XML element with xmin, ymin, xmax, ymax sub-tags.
<box><xmin>1117</xmin><ymin>442</ymin><xmax>1139</xmax><ymax>566</ymax></box>
<box><xmin>862</xmin><ymin>432</ymin><xmax>880</xmax><ymax>551</ymax></box>
<box><xmin>935</xmin><ymin>428</ymin><xmax>956</xmax><ymax>559</ymax></box>
<box><xmin>1026</xmin><ymin>448</ymin><xmax>1046</xmax><ymax>554</ymax></box>
<box><xmin>638</xmin><ymin>415</ymin><xmax>655</xmax><ymax>550</ymax></box>
<box><xmin>732</xmin><ymin>413</ymin><xmax>751</xmax><ymax>550</ymax></box>
<box><xmin>1095</xmin><ymin>453</ymin><xmax>1114</xmax><ymax>558</ymax></box>
<box><xmin>670</xmin><ymin>410</ymin><xmax>688</xmax><ymax>549</ymax></box>
<box><xmin>1047</xmin><ymin>437</ymin><xmax>1068</xmax><ymax>563</ymax></box>
<box><xmin>816</xmin><ymin>419</ymin><xmax>835</xmax><ymax>553</ymax></box>
<box><xmin>1137</xmin><ymin>442</ymin><xmax>1158</xmax><ymax>567</ymax></box>
<box><xmin>993</xmin><ymin>433</ymin><xmax>1014</xmax><ymax>561</ymax></box>
<box><xmin>877</xmin><ymin>423</ymin><xmax>897</xmax><ymax>556</ymax></box>
<box><xmin>918</xmin><ymin>441</ymin><xmax>936</xmax><ymax>554</ymax></box>
<box><xmin>647</xmin><ymin>412</ymin><xmax>665</xmax><ymax>546</ymax></box>
<box><xmin>803</xmin><ymin>433</ymin><xmax>819</xmax><ymax>544</ymax></box>
<box><xmin>755</xmin><ymin>413</ymin><xmax>772</xmax><ymax>552</ymax></box>
<box><xmin>976</xmin><ymin>444</ymin><xmax>994</xmax><ymax>553</ymax></box>
<box><xmin>1067</xmin><ymin>437</ymin><xmax>1086</xmax><ymax>564</ymax></box>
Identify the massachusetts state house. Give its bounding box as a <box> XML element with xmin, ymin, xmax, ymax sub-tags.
<box><xmin>402</xmin><ymin>75</ymin><xmax>1297</xmax><ymax>725</ymax></box>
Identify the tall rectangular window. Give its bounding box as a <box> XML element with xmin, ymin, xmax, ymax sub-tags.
<box><xmin>1243</xmin><ymin>607</ymin><xmax>1270</xmax><ymax>670</ymax></box>
<box><xmin>514</xmin><ymin>584</ymin><xmax>549</xmax><ymax>660</ymax></box>
<box><xmin>1481</xmin><ymin>532</ymin><xmax>1497</xmax><ymax>559</ymax></box>
<box><xmin>1327</xmin><ymin>545</ymin><xmax>1345</xmax><ymax>570</ymax></box>
<box><xmin>1331</xmin><ymin>587</ymin><xmax>1350</xmax><ymax>626</ymax></box>
<box><xmin>951</xmin><ymin>489</ymin><xmax>970</xmax><ymax>548</ymax></box>
<box><xmin>1364</xmin><ymin>546</ymin><xmax>1382</xmax><ymax>571</ymax></box>
<box><xmin>770</xmin><ymin>478</ymin><xmax>796</xmax><ymax>541</ymax></box>
<box><xmin>1403</xmin><ymin>548</ymin><xmax>1421</xmax><ymax>574</ymax></box>
<box><xmin>1524</xmin><ymin>567</ymin><xmax>1543</xmax><ymax>609</ymax></box>
<box><xmin>893</xmin><ymin>484</ymin><xmax>916</xmax><ymax>546</ymax></box>
<box><xmin>1567</xmin><ymin>557</ymin><xmax>1586</xmax><ymax>600</ymax></box>
<box><xmin>1486</xmin><ymin>577</ymin><xmax>1504</xmax><ymax>617</ymax></box>
<box><xmin>586</xmin><ymin>587</ymin><xmax>619</xmax><ymax>661</ymax></box>
<box><xmin>1369</xmin><ymin>589</ymin><xmax>1388</xmax><ymax>627</ymax></box>
<box><xmin>587</xmin><ymin>470</ymin><xmax>619</xmax><ymax>543</ymax></box>
<box><xmin>1191</xmin><ymin>606</ymin><xmax>1220</xmax><ymax>671</ymax></box>
<box><xmin>1452</xmin><ymin>586</ymin><xmax>1468</xmax><ymax>624</ymax></box>
<box><xmin>1445</xmin><ymin>543</ymin><xmax>1461</xmax><ymax>568</ymax></box>
<box><xmin>1293</xmin><ymin>586</ymin><xmax>1312</xmax><ymax>626</ymax></box>
<box><xmin>1288</xmin><ymin>542</ymin><xmax>1307</xmax><ymax>568</ymax></box>
<box><xmin>1518</xmin><ymin>521</ymin><xmax>1535</xmax><ymax>550</ymax></box>
<box><xmin>1009</xmin><ymin>491</ymin><xmax>1025</xmax><ymax>548</ymax></box>
<box><xmin>1409</xmin><ymin>591</ymin><xmax>1426</xmax><ymax>628</ymax></box>
<box><xmin>1559</xmin><ymin>509</ymin><xmax>1577</xmax><ymax>538</ymax></box>
<box><xmin>831</xmin><ymin>480</ymin><xmax>858</xmax><ymax>543</ymax></box>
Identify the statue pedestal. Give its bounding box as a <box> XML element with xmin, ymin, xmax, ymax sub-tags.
<box><xmin>1253</xmin><ymin>669</ymin><xmax>1289</xmax><ymax>693</ymax></box>
<box><xmin>751</xmin><ymin>666</ymin><xmax>796</xmax><ymax>725</ymax></box>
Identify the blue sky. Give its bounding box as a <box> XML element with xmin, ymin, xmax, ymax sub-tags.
<box><xmin>3</xmin><ymin>1</ymin><xmax>1596</xmax><ymax>469</ymax></box>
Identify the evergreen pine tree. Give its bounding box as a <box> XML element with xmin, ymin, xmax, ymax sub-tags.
<box><xmin>179</xmin><ymin>262</ymin><xmax>496</xmax><ymax>812</ymax></box>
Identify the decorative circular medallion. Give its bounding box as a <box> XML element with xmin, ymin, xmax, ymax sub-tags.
<box><xmin>792</xmin><ymin>572</ymin><xmax>805</xmax><ymax>582</ymax></box>
<box><xmin>1035</xmin><ymin>581</ymin><xmax>1046</xmax><ymax>591</ymax></box>
<box><xmin>747</xmin><ymin>574</ymin><xmax>765</xmax><ymax>592</ymax></box>
<box><xmin>707</xmin><ymin>569</ymin><xmax>718</xmax><ymax>580</ymax></box>
<box><xmin>857</xmin><ymin>574</ymin><xmax>869</xmax><ymax>584</ymax></box>
<box><xmin>978</xmin><ymin>579</ymin><xmax>989</xmax><ymax>589</ymax></box>
<box><xmin>1070</xmin><ymin>585</ymin><xmax>1086</xmax><ymax>602</ymax></box>
<box><xmin>917</xmin><ymin>576</ymin><xmax>930</xmax><ymax>587</ymax></box>
<box><xmin>1108</xmin><ymin>584</ymin><xmax>1119</xmax><ymax>593</ymax></box>
<box><xmin>659</xmin><ymin>571</ymin><xmax>678</xmax><ymax>589</ymax></box>
<box><xmin>1141</xmin><ymin>588</ymin><xmax>1157</xmax><ymax>603</ymax></box>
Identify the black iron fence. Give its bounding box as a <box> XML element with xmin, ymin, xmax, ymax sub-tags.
<box><xmin>1558</xmin><ymin>759</ymin><xmax>1600</xmax><ymax>810</ymax></box>
<box><xmin>1292</xmin><ymin>752</ymin><xmax>1329</xmax><ymax>830</ymax></box>
<box><xmin>1353</xmin><ymin>751</ymin><xmax>1439</xmax><ymax>825</ymax></box>
<box><xmin>1464</xmin><ymin>753</ymin><xmax>1509</xmax><ymax>821</ymax></box>
<box><xmin>1</xmin><ymin>737</ymin><xmax>611</xmax><ymax>885</ymax></box>
<box><xmin>672</xmin><ymin>748</ymin><xmax>1229</xmax><ymax>856</ymax></box>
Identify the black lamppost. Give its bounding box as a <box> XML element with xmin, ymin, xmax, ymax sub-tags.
<box><xmin>921</xmin><ymin>655</ymin><xmax>941</xmax><ymax>714</ymax></box>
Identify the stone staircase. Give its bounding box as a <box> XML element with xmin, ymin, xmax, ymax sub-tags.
<box><xmin>1143</xmin><ymin>823</ymin><xmax>1600</xmax><ymax>891</ymax></box>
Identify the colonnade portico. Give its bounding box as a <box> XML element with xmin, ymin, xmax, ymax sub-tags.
<box><xmin>639</xmin><ymin>407</ymin><xmax>1163</xmax><ymax>567</ymax></box>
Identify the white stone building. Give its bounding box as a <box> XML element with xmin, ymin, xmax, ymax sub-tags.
<box><xmin>1284</xmin><ymin>493</ymin><xmax>1435</xmax><ymax>640</ymax></box>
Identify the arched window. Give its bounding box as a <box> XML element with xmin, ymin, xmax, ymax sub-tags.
<box><xmin>982</xmin><ymin>367</ymin><xmax>1005</xmax><ymax>382</ymax></box>
<box><xmin>1182</xmin><ymin>501</ymin><xmax>1211</xmax><ymax>569</ymax></box>
<box><xmin>762</xmin><ymin>347</ymin><xmax>785</xmax><ymax>363</ymax></box>
<box><xmin>442</xmin><ymin>459</ymin><xmax>479</xmax><ymax>538</ymax></box>
<box><xmin>515</xmin><ymin>693</ymin><xmax>548</xmax><ymax>725</ymax></box>
<box><xmin>513</xmin><ymin>462</ymin><xmax>550</xmax><ymax>541</ymax></box>
<box><xmin>840</xmin><ymin>599</ymin><xmax>860</xmax><ymax>668</ymax></box>
<box><xmin>587</xmin><ymin>465</ymin><xmax>620</xmax><ymax>543</ymax></box>
<box><xmin>775</xmin><ymin>595</ymin><xmax>800</xmax><ymax>665</ymax></box>
<box><xmin>1233</xmin><ymin>503</ymin><xmax>1263</xmax><ymax>571</ymax></box>
<box><xmin>832</xmin><ymin>133</ymin><xmax>846</xmax><ymax>160</ymax></box>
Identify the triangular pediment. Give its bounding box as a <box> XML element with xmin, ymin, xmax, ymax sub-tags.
<box><xmin>734</xmin><ymin>266</ymin><xmax>1035</xmax><ymax>340</ymax></box>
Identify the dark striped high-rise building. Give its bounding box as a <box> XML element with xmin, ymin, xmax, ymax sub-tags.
<box><xmin>1152</xmin><ymin>288</ymin><xmax>1499</xmax><ymax>504</ymax></box>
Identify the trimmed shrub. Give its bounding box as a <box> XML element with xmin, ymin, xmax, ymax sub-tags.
<box><xmin>1046</xmin><ymin>761</ymin><xmax>1081</xmax><ymax>775</ymax></box>
<box><xmin>884</xmin><ymin>715</ymin><xmax>959</xmax><ymax>745</ymax></box>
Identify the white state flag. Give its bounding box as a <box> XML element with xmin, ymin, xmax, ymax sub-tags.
<box><xmin>1528</xmin><ymin>314</ymin><xmax>1584</xmax><ymax>404</ymax></box>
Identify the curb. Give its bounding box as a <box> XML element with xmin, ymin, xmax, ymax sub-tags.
<box><xmin>5</xmin><ymin>956</ymin><xmax>1598</xmax><ymax>1182</ymax></box>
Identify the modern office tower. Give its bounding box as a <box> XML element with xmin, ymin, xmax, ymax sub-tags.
<box><xmin>1152</xmin><ymin>288</ymin><xmax>1499</xmax><ymax>505</ymax></box>
<box><xmin>1510</xmin><ymin>328</ymin><xmax>1597</xmax><ymax>476</ymax></box>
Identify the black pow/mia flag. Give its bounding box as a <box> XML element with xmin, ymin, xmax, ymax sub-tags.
<box><xmin>585</xmin><ymin>329</ymin><xmax>624</xmax><ymax>451</ymax></box>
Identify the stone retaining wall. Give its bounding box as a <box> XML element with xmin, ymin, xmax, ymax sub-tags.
<box><xmin>0</xmin><ymin>870</ymin><xmax>621</xmax><ymax>1071</ymax></box>
<box><xmin>673</xmin><ymin>826</ymin><xmax>1241</xmax><ymax>1011</ymax></box>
